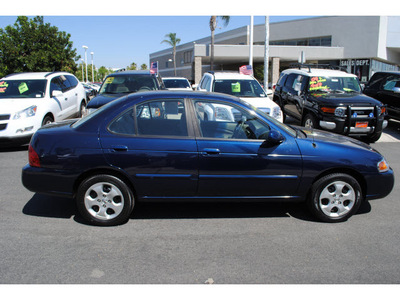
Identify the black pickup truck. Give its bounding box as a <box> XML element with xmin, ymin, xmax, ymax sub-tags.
<box><xmin>273</xmin><ymin>65</ymin><xmax>387</xmax><ymax>143</ymax></box>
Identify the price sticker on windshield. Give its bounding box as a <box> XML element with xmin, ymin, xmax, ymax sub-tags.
<box><xmin>0</xmin><ymin>81</ymin><xmax>8</xmax><ymax>93</ymax></box>
<box><xmin>231</xmin><ymin>82</ymin><xmax>241</xmax><ymax>93</ymax></box>
<box><xmin>18</xmin><ymin>82</ymin><xmax>29</xmax><ymax>94</ymax></box>
<box><xmin>105</xmin><ymin>77</ymin><xmax>114</xmax><ymax>84</ymax></box>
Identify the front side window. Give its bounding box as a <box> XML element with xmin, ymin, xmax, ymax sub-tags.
<box><xmin>193</xmin><ymin>100</ymin><xmax>270</xmax><ymax>140</ymax></box>
<box><xmin>213</xmin><ymin>79</ymin><xmax>266</xmax><ymax>98</ymax></box>
<box><xmin>136</xmin><ymin>99</ymin><xmax>187</xmax><ymax>137</ymax></box>
<box><xmin>0</xmin><ymin>79</ymin><xmax>47</xmax><ymax>98</ymax></box>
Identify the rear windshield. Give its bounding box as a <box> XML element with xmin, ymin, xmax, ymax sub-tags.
<box><xmin>0</xmin><ymin>79</ymin><xmax>47</xmax><ymax>98</ymax></box>
<box><xmin>99</xmin><ymin>74</ymin><xmax>159</xmax><ymax>94</ymax></box>
<box><xmin>163</xmin><ymin>79</ymin><xmax>191</xmax><ymax>89</ymax></box>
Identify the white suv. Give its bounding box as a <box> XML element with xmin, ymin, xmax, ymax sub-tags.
<box><xmin>0</xmin><ymin>72</ymin><xmax>87</xmax><ymax>146</ymax></box>
<box><xmin>197</xmin><ymin>71</ymin><xmax>283</xmax><ymax>122</ymax></box>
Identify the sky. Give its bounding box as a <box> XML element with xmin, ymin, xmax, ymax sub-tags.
<box><xmin>1</xmin><ymin>0</ymin><xmax>392</xmax><ymax>71</ymax></box>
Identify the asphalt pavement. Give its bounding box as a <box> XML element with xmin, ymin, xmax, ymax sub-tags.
<box><xmin>0</xmin><ymin>122</ymin><xmax>399</xmax><ymax>287</ymax></box>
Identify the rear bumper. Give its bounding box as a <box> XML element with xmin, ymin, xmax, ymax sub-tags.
<box><xmin>21</xmin><ymin>164</ymin><xmax>77</xmax><ymax>198</ymax></box>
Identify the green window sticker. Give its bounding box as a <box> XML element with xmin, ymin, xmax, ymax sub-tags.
<box><xmin>231</xmin><ymin>82</ymin><xmax>241</xmax><ymax>93</ymax></box>
<box><xmin>19</xmin><ymin>82</ymin><xmax>29</xmax><ymax>94</ymax></box>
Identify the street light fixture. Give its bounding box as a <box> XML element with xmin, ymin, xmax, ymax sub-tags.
<box><xmin>82</xmin><ymin>45</ymin><xmax>88</xmax><ymax>83</ymax></box>
<box><xmin>80</xmin><ymin>59</ymin><xmax>85</xmax><ymax>82</ymax></box>
<box><xmin>91</xmin><ymin>52</ymin><xmax>94</xmax><ymax>83</ymax></box>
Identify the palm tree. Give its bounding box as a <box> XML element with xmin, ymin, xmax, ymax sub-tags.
<box><xmin>210</xmin><ymin>16</ymin><xmax>230</xmax><ymax>71</ymax></box>
<box><xmin>161</xmin><ymin>33</ymin><xmax>181</xmax><ymax>76</ymax></box>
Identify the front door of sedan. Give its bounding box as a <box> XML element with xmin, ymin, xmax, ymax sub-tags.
<box><xmin>100</xmin><ymin>98</ymin><xmax>198</xmax><ymax>199</ymax></box>
<box><xmin>191</xmin><ymin>99</ymin><xmax>303</xmax><ymax>200</ymax></box>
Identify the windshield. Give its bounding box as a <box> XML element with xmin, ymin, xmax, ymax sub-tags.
<box><xmin>213</xmin><ymin>79</ymin><xmax>267</xmax><ymax>98</ymax></box>
<box><xmin>309</xmin><ymin>76</ymin><xmax>361</xmax><ymax>93</ymax></box>
<box><xmin>163</xmin><ymin>79</ymin><xmax>191</xmax><ymax>89</ymax></box>
<box><xmin>99</xmin><ymin>74</ymin><xmax>158</xmax><ymax>95</ymax></box>
<box><xmin>0</xmin><ymin>79</ymin><xmax>47</xmax><ymax>98</ymax></box>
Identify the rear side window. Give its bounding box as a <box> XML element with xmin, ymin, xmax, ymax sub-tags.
<box><xmin>136</xmin><ymin>99</ymin><xmax>187</xmax><ymax>137</ymax></box>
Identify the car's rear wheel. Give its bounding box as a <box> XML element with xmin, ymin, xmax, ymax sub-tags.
<box><xmin>76</xmin><ymin>175</ymin><xmax>134</xmax><ymax>226</ymax></box>
<box><xmin>308</xmin><ymin>173</ymin><xmax>362</xmax><ymax>222</ymax></box>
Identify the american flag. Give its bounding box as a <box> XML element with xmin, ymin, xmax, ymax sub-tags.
<box><xmin>150</xmin><ymin>61</ymin><xmax>158</xmax><ymax>74</ymax></box>
<box><xmin>239</xmin><ymin>65</ymin><xmax>253</xmax><ymax>75</ymax></box>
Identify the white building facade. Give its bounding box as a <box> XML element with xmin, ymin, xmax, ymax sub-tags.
<box><xmin>149</xmin><ymin>16</ymin><xmax>400</xmax><ymax>85</ymax></box>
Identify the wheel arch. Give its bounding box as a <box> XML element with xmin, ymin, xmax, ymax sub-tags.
<box><xmin>306</xmin><ymin>167</ymin><xmax>367</xmax><ymax>201</ymax></box>
<box><xmin>73</xmin><ymin>167</ymin><xmax>136</xmax><ymax>199</ymax></box>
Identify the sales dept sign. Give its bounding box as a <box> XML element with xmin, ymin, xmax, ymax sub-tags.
<box><xmin>340</xmin><ymin>59</ymin><xmax>370</xmax><ymax>67</ymax></box>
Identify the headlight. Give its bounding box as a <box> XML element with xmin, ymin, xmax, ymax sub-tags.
<box><xmin>377</xmin><ymin>158</ymin><xmax>390</xmax><ymax>173</ymax></box>
<box><xmin>334</xmin><ymin>107</ymin><xmax>346</xmax><ymax>117</ymax></box>
<box><xmin>13</xmin><ymin>105</ymin><xmax>37</xmax><ymax>120</ymax></box>
<box><xmin>272</xmin><ymin>106</ymin><xmax>282</xmax><ymax>119</ymax></box>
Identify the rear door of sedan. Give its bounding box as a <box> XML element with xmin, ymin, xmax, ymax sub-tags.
<box><xmin>100</xmin><ymin>98</ymin><xmax>199</xmax><ymax>198</ymax></box>
<box><xmin>190</xmin><ymin>98</ymin><xmax>303</xmax><ymax>199</ymax></box>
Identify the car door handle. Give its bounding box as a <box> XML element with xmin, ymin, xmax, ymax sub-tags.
<box><xmin>202</xmin><ymin>148</ymin><xmax>220</xmax><ymax>155</ymax></box>
<box><xmin>111</xmin><ymin>145</ymin><xmax>128</xmax><ymax>152</ymax></box>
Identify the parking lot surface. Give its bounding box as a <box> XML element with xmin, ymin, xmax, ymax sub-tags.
<box><xmin>0</xmin><ymin>121</ymin><xmax>399</xmax><ymax>284</ymax></box>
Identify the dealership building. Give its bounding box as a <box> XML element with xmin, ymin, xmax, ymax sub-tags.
<box><xmin>149</xmin><ymin>16</ymin><xmax>400</xmax><ymax>85</ymax></box>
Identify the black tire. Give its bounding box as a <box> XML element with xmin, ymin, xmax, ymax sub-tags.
<box><xmin>363</xmin><ymin>131</ymin><xmax>382</xmax><ymax>144</ymax></box>
<box><xmin>302</xmin><ymin>113</ymin><xmax>318</xmax><ymax>129</ymax></box>
<box><xmin>79</xmin><ymin>100</ymin><xmax>87</xmax><ymax>118</ymax></box>
<box><xmin>76</xmin><ymin>174</ymin><xmax>134</xmax><ymax>226</ymax></box>
<box><xmin>307</xmin><ymin>173</ymin><xmax>363</xmax><ymax>223</ymax></box>
<box><xmin>42</xmin><ymin>115</ymin><xmax>54</xmax><ymax>126</ymax></box>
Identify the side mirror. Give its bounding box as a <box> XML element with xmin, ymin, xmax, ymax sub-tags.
<box><xmin>52</xmin><ymin>90</ymin><xmax>63</xmax><ymax>97</ymax></box>
<box><xmin>261</xmin><ymin>130</ymin><xmax>284</xmax><ymax>147</ymax></box>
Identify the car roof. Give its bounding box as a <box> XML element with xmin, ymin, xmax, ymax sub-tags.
<box><xmin>373</xmin><ymin>71</ymin><xmax>400</xmax><ymax>75</ymax></box>
<box><xmin>210</xmin><ymin>72</ymin><xmax>255</xmax><ymax>80</ymax></box>
<box><xmin>1</xmin><ymin>71</ymin><xmax>70</xmax><ymax>80</ymax></box>
<box><xmin>108</xmin><ymin>70</ymin><xmax>153</xmax><ymax>76</ymax></box>
<box><xmin>163</xmin><ymin>77</ymin><xmax>189</xmax><ymax>80</ymax></box>
<box><xmin>282</xmin><ymin>68</ymin><xmax>357</xmax><ymax>78</ymax></box>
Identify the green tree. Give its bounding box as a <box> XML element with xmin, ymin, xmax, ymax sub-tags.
<box><xmin>140</xmin><ymin>64</ymin><xmax>147</xmax><ymax>70</ymax></box>
<box><xmin>0</xmin><ymin>16</ymin><xmax>79</xmax><ymax>77</ymax></box>
<box><xmin>97</xmin><ymin>66</ymin><xmax>110</xmax><ymax>81</ymax></box>
<box><xmin>209</xmin><ymin>16</ymin><xmax>230</xmax><ymax>71</ymax></box>
<box><xmin>127</xmin><ymin>62</ymin><xmax>137</xmax><ymax>70</ymax></box>
<box><xmin>161</xmin><ymin>33</ymin><xmax>181</xmax><ymax>76</ymax></box>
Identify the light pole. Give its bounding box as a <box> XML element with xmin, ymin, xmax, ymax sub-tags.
<box><xmin>82</xmin><ymin>45</ymin><xmax>88</xmax><ymax>83</ymax></box>
<box><xmin>80</xmin><ymin>59</ymin><xmax>85</xmax><ymax>82</ymax></box>
<box><xmin>91</xmin><ymin>52</ymin><xmax>94</xmax><ymax>82</ymax></box>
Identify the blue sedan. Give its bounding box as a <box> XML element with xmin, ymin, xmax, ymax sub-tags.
<box><xmin>22</xmin><ymin>91</ymin><xmax>394</xmax><ymax>226</ymax></box>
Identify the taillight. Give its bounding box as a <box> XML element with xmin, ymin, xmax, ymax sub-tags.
<box><xmin>28</xmin><ymin>144</ymin><xmax>40</xmax><ymax>167</ymax></box>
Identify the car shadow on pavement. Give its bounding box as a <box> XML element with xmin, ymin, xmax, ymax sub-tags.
<box><xmin>0</xmin><ymin>145</ymin><xmax>28</xmax><ymax>152</ymax></box>
<box><xmin>22</xmin><ymin>193</ymin><xmax>372</xmax><ymax>225</ymax></box>
<box><xmin>130</xmin><ymin>202</ymin><xmax>315</xmax><ymax>222</ymax></box>
<box><xmin>22</xmin><ymin>194</ymin><xmax>77</xmax><ymax>219</ymax></box>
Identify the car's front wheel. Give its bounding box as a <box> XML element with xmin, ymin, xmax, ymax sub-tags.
<box><xmin>308</xmin><ymin>173</ymin><xmax>363</xmax><ymax>222</ymax></box>
<box><xmin>76</xmin><ymin>174</ymin><xmax>134</xmax><ymax>226</ymax></box>
<box><xmin>302</xmin><ymin>113</ymin><xmax>318</xmax><ymax>129</ymax></box>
